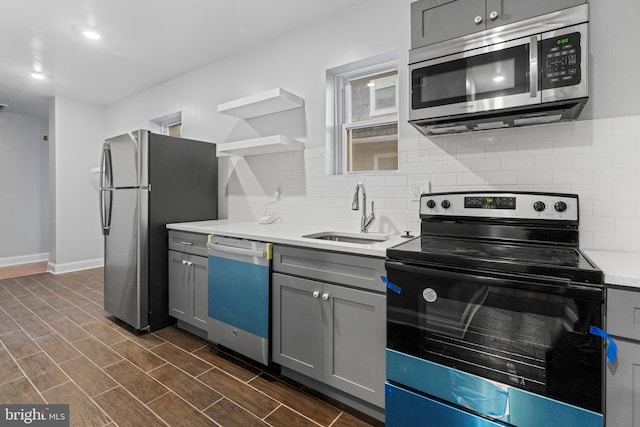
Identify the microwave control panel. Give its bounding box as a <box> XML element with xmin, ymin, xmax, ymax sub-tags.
<box><xmin>541</xmin><ymin>32</ymin><xmax>582</xmax><ymax>89</ymax></box>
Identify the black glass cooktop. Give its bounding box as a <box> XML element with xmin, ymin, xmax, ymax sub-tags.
<box><xmin>387</xmin><ymin>235</ymin><xmax>603</xmax><ymax>285</ymax></box>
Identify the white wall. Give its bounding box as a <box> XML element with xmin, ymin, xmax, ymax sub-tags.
<box><xmin>0</xmin><ymin>111</ymin><xmax>49</xmax><ymax>265</ymax></box>
<box><xmin>104</xmin><ymin>0</ymin><xmax>640</xmax><ymax>253</ymax></box>
<box><xmin>48</xmin><ymin>97</ymin><xmax>105</xmax><ymax>273</ymax></box>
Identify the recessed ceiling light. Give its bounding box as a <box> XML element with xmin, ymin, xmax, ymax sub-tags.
<box><xmin>83</xmin><ymin>30</ymin><xmax>101</xmax><ymax>40</ymax></box>
<box><xmin>31</xmin><ymin>72</ymin><xmax>45</xmax><ymax>80</ymax></box>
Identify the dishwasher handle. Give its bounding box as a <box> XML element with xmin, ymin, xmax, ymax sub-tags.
<box><xmin>208</xmin><ymin>242</ymin><xmax>271</xmax><ymax>259</ymax></box>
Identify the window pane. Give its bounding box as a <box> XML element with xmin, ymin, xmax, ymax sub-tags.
<box><xmin>347</xmin><ymin>123</ymin><xmax>398</xmax><ymax>172</ymax></box>
<box><xmin>349</xmin><ymin>70</ymin><xmax>397</xmax><ymax>122</ymax></box>
<box><xmin>168</xmin><ymin>123</ymin><xmax>182</xmax><ymax>137</ymax></box>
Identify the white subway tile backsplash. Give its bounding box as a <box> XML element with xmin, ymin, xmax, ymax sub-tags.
<box><xmin>486</xmin><ymin>171</ymin><xmax>518</xmax><ymax>185</ymax></box>
<box><xmin>501</xmin><ymin>157</ymin><xmax>535</xmax><ymax>171</ymax></box>
<box><xmin>224</xmin><ymin>114</ymin><xmax>640</xmax><ymax>253</ymax></box>
<box><xmin>593</xmin><ymin>168</ymin><xmax>637</xmax><ymax>184</ymax></box>
<box><xmin>458</xmin><ymin>172</ymin><xmax>486</xmax><ymax>186</ymax></box>
<box><xmin>553</xmin><ymin>169</ymin><xmax>592</xmax><ymax>184</ymax></box>
<box><xmin>572</xmin><ymin>152</ymin><xmax>614</xmax><ymax>169</ymax></box>
<box><xmin>444</xmin><ymin>160</ymin><xmax>470</xmax><ymax>173</ymax></box>
<box><xmin>518</xmin><ymin>170</ymin><xmax>553</xmax><ymax>185</ymax></box>
<box><xmin>470</xmin><ymin>157</ymin><xmax>501</xmax><ymax>171</ymax></box>
<box><xmin>613</xmin><ymin>115</ymin><xmax>640</xmax><ymax>135</ymax></box>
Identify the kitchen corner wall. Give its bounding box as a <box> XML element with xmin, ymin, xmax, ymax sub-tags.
<box><xmin>106</xmin><ymin>0</ymin><xmax>640</xmax><ymax>254</ymax></box>
<box><xmin>48</xmin><ymin>97</ymin><xmax>105</xmax><ymax>273</ymax></box>
<box><xmin>0</xmin><ymin>111</ymin><xmax>49</xmax><ymax>265</ymax></box>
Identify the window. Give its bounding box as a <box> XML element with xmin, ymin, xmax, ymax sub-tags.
<box><xmin>326</xmin><ymin>53</ymin><xmax>399</xmax><ymax>175</ymax></box>
<box><xmin>149</xmin><ymin>111</ymin><xmax>182</xmax><ymax>137</ymax></box>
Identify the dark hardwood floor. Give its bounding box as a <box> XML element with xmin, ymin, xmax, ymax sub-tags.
<box><xmin>0</xmin><ymin>268</ymin><xmax>383</xmax><ymax>427</ymax></box>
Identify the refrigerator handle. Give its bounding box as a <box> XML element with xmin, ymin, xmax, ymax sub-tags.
<box><xmin>99</xmin><ymin>144</ymin><xmax>113</xmax><ymax>235</ymax></box>
<box><xmin>100</xmin><ymin>189</ymin><xmax>113</xmax><ymax>236</ymax></box>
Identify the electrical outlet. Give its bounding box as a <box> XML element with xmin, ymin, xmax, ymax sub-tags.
<box><xmin>410</xmin><ymin>182</ymin><xmax>425</xmax><ymax>202</ymax></box>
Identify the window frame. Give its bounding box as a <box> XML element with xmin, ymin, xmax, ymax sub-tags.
<box><xmin>325</xmin><ymin>53</ymin><xmax>399</xmax><ymax>176</ymax></box>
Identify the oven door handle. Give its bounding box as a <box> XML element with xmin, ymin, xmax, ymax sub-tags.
<box><xmin>385</xmin><ymin>260</ymin><xmax>602</xmax><ymax>300</ymax></box>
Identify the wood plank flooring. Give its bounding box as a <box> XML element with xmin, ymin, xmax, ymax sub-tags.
<box><xmin>0</xmin><ymin>261</ymin><xmax>47</xmax><ymax>280</ymax></box>
<box><xmin>0</xmin><ymin>268</ymin><xmax>383</xmax><ymax>427</ymax></box>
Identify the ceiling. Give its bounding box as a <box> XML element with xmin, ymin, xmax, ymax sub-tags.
<box><xmin>0</xmin><ymin>0</ymin><xmax>369</xmax><ymax>118</ymax></box>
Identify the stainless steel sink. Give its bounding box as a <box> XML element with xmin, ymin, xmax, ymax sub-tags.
<box><xmin>302</xmin><ymin>231</ymin><xmax>388</xmax><ymax>244</ymax></box>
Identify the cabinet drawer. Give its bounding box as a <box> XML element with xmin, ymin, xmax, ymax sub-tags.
<box><xmin>273</xmin><ymin>245</ymin><xmax>386</xmax><ymax>292</ymax></box>
<box><xmin>168</xmin><ymin>231</ymin><xmax>208</xmax><ymax>256</ymax></box>
<box><xmin>607</xmin><ymin>288</ymin><xmax>640</xmax><ymax>341</ymax></box>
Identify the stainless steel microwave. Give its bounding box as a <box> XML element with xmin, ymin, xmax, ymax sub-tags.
<box><xmin>409</xmin><ymin>4</ymin><xmax>589</xmax><ymax>135</ymax></box>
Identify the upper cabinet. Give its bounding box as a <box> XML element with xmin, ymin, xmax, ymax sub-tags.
<box><xmin>411</xmin><ymin>0</ymin><xmax>587</xmax><ymax>48</ymax></box>
<box><xmin>216</xmin><ymin>88</ymin><xmax>305</xmax><ymax>157</ymax></box>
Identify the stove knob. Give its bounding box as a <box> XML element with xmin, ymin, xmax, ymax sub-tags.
<box><xmin>533</xmin><ymin>201</ymin><xmax>546</xmax><ymax>212</ymax></box>
<box><xmin>426</xmin><ymin>199</ymin><xmax>436</xmax><ymax>209</ymax></box>
<box><xmin>441</xmin><ymin>200</ymin><xmax>451</xmax><ymax>209</ymax></box>
<box><xmin>554</xmin><ymin>201</ymin><xmax>568</xmax><ymax>212</ymax></box>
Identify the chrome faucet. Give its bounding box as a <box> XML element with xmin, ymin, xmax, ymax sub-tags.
<box><xmin>352</xmin><ymin>182</ymin><xmax>375</xmax><ymax>232</ymax></box>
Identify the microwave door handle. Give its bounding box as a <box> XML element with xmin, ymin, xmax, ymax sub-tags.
<box><xmin>529</xmin><ymin>35</ymin><xmax>539</xmax><ymax>98</ymax></box>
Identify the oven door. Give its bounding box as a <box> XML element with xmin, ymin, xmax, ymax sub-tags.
<box><xmin>385</xmin><ymin>260</ymin><xmax>603</xmax><ymax>414</ymax></box>
<box><xmin>409</xmin><ymin>35</ymin><xmax>540</xmax><ymax>122</ymax></box>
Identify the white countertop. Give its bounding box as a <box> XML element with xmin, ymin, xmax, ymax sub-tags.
<box><xmin>166</xmin><ymin>220</ymin><xmax>412</xmax><ymax>257</ymax></box>
<box><xmin>167</xmin><ymin>221</ymin><xmax>640</xmax><ymax>288</ymax></box>
<box><xmin>583</xmin><ymin>250</ymin><xmax>640</xmax><ymax>289</ymax></box>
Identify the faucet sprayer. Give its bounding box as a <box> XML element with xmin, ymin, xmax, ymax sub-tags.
<box><xmin>352</xmin><ymin>182</ymin><xmax>375</xmax><ymax>232</ymax></box>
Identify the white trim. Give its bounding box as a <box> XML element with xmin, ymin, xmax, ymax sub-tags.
<box><xmin>47</xmin><ymin>258</ymin><xmax>104</xmax><ymax>275</ymax></box>
<box><xmin>0</xmin><ymin>253</ymin><xmax>49</xmax><ymax>268</ymax></box>
<box><xmin>325</xmin><ymin>51</ymin><xmax>398</xmax><ymax>175</ymax></box>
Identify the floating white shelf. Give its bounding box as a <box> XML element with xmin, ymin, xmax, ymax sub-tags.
<box><xmin>217</xmin><ymin>88</ymin><xmax>304</xmax><ymax>119</ymax></box>
<box><xmin>216</xmin><ymin>135</ymin><xmax>304</xmax><ymax>157</ymax></box>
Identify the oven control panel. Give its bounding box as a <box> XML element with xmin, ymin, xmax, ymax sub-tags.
<box><xmin>420</xmin><ymin>192</ymin><xmax>578</xmax><ymax>221</ymax></box>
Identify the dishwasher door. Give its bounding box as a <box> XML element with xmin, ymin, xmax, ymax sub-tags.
<box><xmin>207</xmin><ymin>235</ymin><xmax>272</xmax><ymax>365</ymax></box>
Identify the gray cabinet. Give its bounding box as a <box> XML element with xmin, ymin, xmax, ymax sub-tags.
<box><xmin>272</xmin><ymin>246</ymin><xmax>386</xmax><ymax>408</ymax></box>
<box><xmin>606</xmin><ymin>287</ymin><xmax>640</xmax><ymax>427</ymax></box>
<box><xmin>411</xmin><ymin>0</ymin><xmax>586</xmax><ymax>48</ymax></box>
<box><xmin>168</xmin><ymin>231</ymin><xmax>209</xmax><ymax>332</ymax></box>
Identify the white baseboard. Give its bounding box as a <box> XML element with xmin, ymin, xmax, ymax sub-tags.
<box><xmin>47</xmin><ymin>258</ymin><xmax>104</xmax><ymax>275</ymax></box>
<box><xmin>0</xmin><ymin>253</ymin><xmax>49</xmax><ymax>268</ymax></box>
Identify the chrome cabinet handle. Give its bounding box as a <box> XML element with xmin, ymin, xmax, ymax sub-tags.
<box><xmin>322</xmin><ymin>293</ymin><xmax>330</xmax><ymax>301</ymax></box>
<box><xmin>179</xmin><ymin>241</ymin><xmax>193</xmax><ymax>246</ymax></box>
<box><xmin>182</xmin><ymin>260</ymin><xmax>187</xmax><ymax>265</ymax></box>
<box><xmin>474</xmin><ymin>15</ymin><xmax>483</xmax><ymax>25</ymax></box>
<box><xmin>489</xmin><ymin>10</ymin><xmax>499</xmax><ymax>20</ymax></box>
<box><xmin>187</xmin><ymin>261</ymin><xmax>193</xmax><ymax>266</ymax></box>
<box><xmin>312</xmin><ymin>291</ymin><xmax>320</xmax><ymax>298</ymax></box>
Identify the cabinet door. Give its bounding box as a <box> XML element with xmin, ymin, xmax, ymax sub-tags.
<box><xmin>190</xmin><ymin>255</ymin><xmax>208</xmax><ymax>329</ymax></box>
<box><xmin>486</xmin><ymin>0</ymin><xmax>585</xmax><ymax>30</ymax></box>
<box><xmin>411</xmin><ymin>0</ymin><xmax>485</xmax><ymax>48</ymax></box>
<box><xmin>272</xmin><ymin>273</ymin><xmax>323</xmax><ymax>381</ymax></box>
<box><xmin>322</xmin><ymin>284</ymin><xmax>386</xmax><ymax>408</ymax></box>
<box><xmin>606</xmin><ymin>339</ymin><xmax>640</xmax><ymax>427</ymax></box>
<box><xmin>168</xmin><ymin>250</ymin><xmax>189</xmax><ymax>322</ymax></box>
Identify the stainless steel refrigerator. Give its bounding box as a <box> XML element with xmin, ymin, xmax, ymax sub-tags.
<box><xmin>99</xmin><ymin>129</ymin><xmax>217</xmax><ymax>331</ymax></box>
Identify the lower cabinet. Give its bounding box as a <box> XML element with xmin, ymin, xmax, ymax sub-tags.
<box><xmin>272</xmin><ymin>271</ymin><xmax>386</xmax><ymax>408</ymax></box>
<box><xmin>606</xmin><ymin>287</ymin><xmax>640</xmax><ymax>427</ymax></box>
<box><xmin>168</xmin><ymin>250</ymin><xmax>208</xmax><ymax>329</ymax></box>
<box><xmin>606</xmin><ymin>339</ymin><xmax>640</xmax><ymax>427</ymax></box>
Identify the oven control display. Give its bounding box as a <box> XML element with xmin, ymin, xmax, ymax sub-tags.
<box><xmin>464</xmin><ymin>196</ymin><xmax>516</xmax><ymax>209</ymax></box>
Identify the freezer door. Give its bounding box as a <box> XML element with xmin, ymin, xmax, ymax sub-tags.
<box><xmin>103</xmin><ymin>187</ymin><xmax>149</xmax><ymax>330</ymax></box>
<box><xmin>105</xmin><ymin>130</ymin><xmax>149</xmax><ymax>188</ymax></box>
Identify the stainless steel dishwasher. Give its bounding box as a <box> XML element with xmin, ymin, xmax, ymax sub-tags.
<box><xmin>207</xmin><ymin>235</ymin><xmax>272</xmax><ymax>365</ymax></box>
